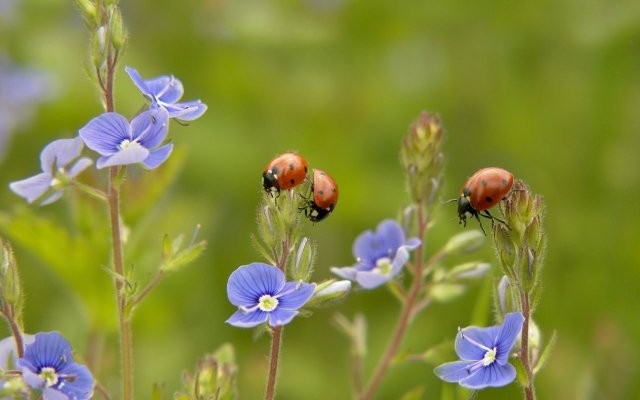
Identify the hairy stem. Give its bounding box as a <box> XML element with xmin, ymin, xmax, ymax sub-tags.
<box><xmin>520</xmin><ymin>291</ymin><xmax>536</xmax><ymax>400</ymax></box>
<box><xmin>265</xmin><ymin>326</ymin><xmax>283</xmax><ymax>400</ymax></box>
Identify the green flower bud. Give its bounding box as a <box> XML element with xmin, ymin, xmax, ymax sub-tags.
<box><xmin>177</xmin><ymin>344</ymin><xmax>238</xmax><ymax>400</ymax></box>
<box><xmin>443</xmin><ymin>230</ymin><xmax>485</xmax><ymax>255</ymax></box>
<box><xmin>109</xmin><ymin>7</ymin><xmax>127</xmax><ymax>51</ymax></box>
<box><xmin>0</xmin><ymin>239</ymin><xmax>23</xmax><ymax>323</ymax></box>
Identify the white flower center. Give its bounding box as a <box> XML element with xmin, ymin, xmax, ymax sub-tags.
<box><xmin>373</xmin><ymin>257</ymin><xmax>392</xmax><ymax>275</ymax></box>
<box><xmin>482</xmin><ymin>347</ymin><xmax>497</xmax><ymax>366</ymax></box>
<box><xmin>119</xmin><ymin>139</ymin><xmax>142</xmax><ymax>150</ymax></box>
<box><xmin>39</xmin><ymin>367</ymin><xmax>59</xmax><ymax>387</ymax></box>
<box><xmin>258</xmin><ymin>294</ymin><xmax>279</xmax><ymax>312</ymax></box>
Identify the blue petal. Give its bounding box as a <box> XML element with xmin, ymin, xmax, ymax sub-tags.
<box><xmin>352</xmin><ymin>219</ymin><xmax>406</xmax><ymax>266</ymax></box>
<box><xmin>227</xmin><ymin>263</ymin><xmax>285</xmax><ymax>307</ymax></box>
<box><xmin>455</xmin><ymin>324</ymin><xmax>502</xmax><ymax>361</ymax></box>
<box><xmin>39</xmin><ymin>137</ymin><xmax>84</xmax><ymax>174</ymax></box>
<box><xmin>355</xmin><ymin>270</ymin><xmax>392</xmax><ymax>289</ymax></box>
<box><xmin>163</xmin><ymin>100</ymin><xmax>208</xmax><ymax>121</ymax></box>
<box><xmin>330</xmin><ymin>266</ymin><xmax>358</xmax><ymax>281</ymax></box>
<box><xmin>267</xmin><ymin>308</ymin><xmax>298</xmax><ymax>327</ymax></box>
<box><xmin>125</xmin><ymin>66</ymin><xmax>151</xmax><ymax>95</ymax></box>
<box><xmin>9</xmin><ymin>173</ymin><xmax>53</xmax><ymax>204</ymax></box>
<box><xmin>459</xmin><ymin>362</ymin><xmax>516</xmax><ymax>389</ymax></box>
<box><xmin>95</xmin><ymin>146</ymin><xmax>149</xmax><ymax>169</ymax></box>
<box><xmin>404</xmin><ymin>237</ymin><xmax>421</xmax><ymax>250</ymax></box>
<box><xmin>54</xmin><ymin>362</ymin><xmax>94</xmax><ymax>399</ymax></box>
<box><xmin>143</xmin><ymin>143</ymin><xmax>173</xmax><ymax>169</ymax></box>
<box><xmin>42</xmin><ymin>388</ymin><xmax>69</xmax><ymax>400</ymax></box>
<box><xmin>79</xmin><ymin>112</ymin><xmax>131</xmax><ymax>156</ymax></box>
<box><xmin>495</xmin><ymin>312</ymin><xmax>524</xmax><ymax>365</ymax></box>
<box><xmin>19</xmin><ymin>332</ymin><xmax>73</xmax><ymax>373</ymax></box>
<box><xmin>277</xmin><ymin>282</ymin><xmax>316</xmax><ymax>310</ymax></box>
<box><xmin>146</xmin><ymin>75</ymin><xmax>184</xmax><ymax>103</ymax></box>
<box><xmin>131</xmin><ymin>109</ymin><xmax>169</xmax><ymax>149</ymax></box>
<box><xmin>67</xmin><ymin>157</ymin><xmax>93</xmax><ymax>177</ymax></box>
<box><xmin>434</xmin><ymin>360</ymin><xmax>477</xmax><ymax>383</ymax></box>
<box><xmin>226</xmin><ymin>309</ymin><xmax>268</xmax><ymax>328</ymax></box>
<box><xmin>390</xmin><ymin>245</ymin><xmax>410</xmax><ymax>276</ymax></box>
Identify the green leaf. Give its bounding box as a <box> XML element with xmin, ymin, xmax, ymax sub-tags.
<box><xmin>533</xmin><ymin>330</ymin><xmax>557</xmax><ymax>375</ymax></box>
<box><xmin>160</xmin><ymin>240</ymin><xmax>207</xmax><ymax>273</ymax></box>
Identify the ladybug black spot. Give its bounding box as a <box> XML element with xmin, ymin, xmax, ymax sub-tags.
<box><xmin>271</xmin><ymin>166</ymin><xmax>280</xmax><ymax>175</ymax></box>
<box><xmin>289</xmin><ymin>179</ymin><xmax>295</xmax><ymax>185</ymax></box>
<box><xmin>485</xmin><ymin>196</ymin><xmax>493</xmax><ymax>203</ymax></box>
<box><xmin>288</xmin><ymin>163</ymin><xmax>295</xmax><ymax>171</ymax></box>
<box><xmin>318</xmin><ymin>190</ymin><xmax>324</xmax><ymax>196</ymax></box>
<box><xmin>304</xmin><ymin>166</ymin><xmax>308</xmax><ymax>173</ymax></box>
<box><xmin>502</xmin><ymin>178</ymin><xmax>508</xmax><ymax>187</ymax></box>
<box><xmin>481</xmin><ymin>179</ymin><xmax>488</xmax><ymax>187</ymax></box>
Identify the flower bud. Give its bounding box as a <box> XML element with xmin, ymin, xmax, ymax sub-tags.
<box><xmin>74</xmin><ymin>0</ymin><xmax>97</xmax><ymax>26</ymax></box>
<box><xmin>447</xmin><ymin>262</ymin><xmax>491</xmax><ymax>280</ymax></box>
<box><xmin>0</xmin><ymin>239</ymin><xmax>23</xmax><ymax>322</ymax></box>
<box><xmin>307</xmin><ymin>280</ymin><xmax>351</xmax><ymax>307</ymax></box>
<box><xmin>176</xmin><ymin>344</ymin><xmax>238</xmax><ymax>400</ymax></box>
<box><xmin>109</xmin><ymin>8</ymin><xmax>127</xmax><ymax>50</ymax></box>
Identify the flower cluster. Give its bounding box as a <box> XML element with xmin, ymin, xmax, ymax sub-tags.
<box><xmin>9</xmin><ymin>67</ymin><xmax>207</xmax><ymax>206</ymax></box>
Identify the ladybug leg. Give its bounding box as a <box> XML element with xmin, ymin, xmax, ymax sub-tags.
<box><xmin>480</xmin><ymin>210</ymin><xmax>511</xmax><ymax>230</ymax></box>
<box><xmin>474</xmin><ymin>213</ymin><xmax>487</xmax><ymax>236</ymax></box>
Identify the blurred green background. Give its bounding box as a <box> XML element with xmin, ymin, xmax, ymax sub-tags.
<box><xmin>1</xmin><ymin>0</ymin><xmax>640</xmax><ymax>399</ymax></box>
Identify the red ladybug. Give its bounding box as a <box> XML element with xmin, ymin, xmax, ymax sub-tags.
<box><xmin>262</xmin><ymin>152</ymin><xmax>309</xmax><ymax>195</ymax></box>
<box><xmin>457</xmin><ymin>167</ymin><xmax>514</xmax><ymax>234</ymax></box>
<box><xmin>303</xmin><ymin>169</ymin><xmax>338</xmax><ymax>222</ymax></box>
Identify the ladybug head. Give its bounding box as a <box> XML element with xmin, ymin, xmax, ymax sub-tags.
<box><xmin>262</xmin><ymin>170</ymin><xmax>280</xmax><ymax>196</ymax></box>
<box><xmin>457</xmin><ymin>194</ymin><xmax>476</xmax><ymax>227</ymax></box>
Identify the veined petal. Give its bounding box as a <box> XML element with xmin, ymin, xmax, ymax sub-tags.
<box><xmin>131</xmin><ymin>108</ymin><xmax>169</xmax><ymax>148</ymax></box>
<box><xmin>19</xmin><ymin>332</ymin><xmax>73</xmax><ymax>372</ymax></box>
<box><xmin>277</xmin><ymin>282</ymin><xmax>316</xmax><ymax>310</ymax></box>
<box><xmin>39</xmin><ymin>137</ymin><xmax>84</xmax><ymax>174</ymax></box>
<box><xmin>79</xmin><ymin>112</ymin><xmax>131</xmax><ymax>155</ymax></box>
<box><xmin>54</xmin><ymin>362</ymin><xmax>94</xmax><ymax>399</ymax></box>
<box><xmin>147</xmin><ymin>75</ymin><xmax>184</xmax><ymax>103</ymax></box>
<box><xmin>455</xmin><ymin>325</ymin><xmax>502</xmax><ymax>361</ymax></box>
<box><xmin>9</xmin><ymin>173</ymin><xmax>52</xmax><ymax>204</ymax></box>
<box><xmin>143</xmin><ymin>143</ymin><xmax>173</xmax><ymax>170</ymax></box>
<box><xmin>95</xmin><ymin>146</ymin><xmax>149</xmax><ymax>169</ymax></box>
<box><xmin>163</xmin><ymin>100</ymin><xmax>208</xmax><ymax>121</ymax></box>
<box><xmin>226</xmin><ymin>309</ymin><xmax>268</xmax><ymax>328</ymax></box>
<box><xmin>355</xmin><ymin>270</ymin><xmax>392</xmax><ymax>289</ymax></box>
<box><xmin>352</xmin><ymin>230</ymin><xmax>378</xmax><ymax>268</ymax></box>
<box><xmin>434</xmin><ymin>360</ymin><xmax>477</xmax><ymax>383</ymax></box>
<box><xmin>227</xmin><ymin>263</ymin><xmax>285</xmax><ymax>307</ymax></box>
<box><xmin>459</xmin><ymin>362</ymin><xmax>516</xmax><ymax>389</ymax></box>
<box><xmin>125</xmin><ymin>66</ymin><xmax>151</xmax><ymax>95</ymax></box>
<box><xmin>495</xmin><ymin>312</ymin><xmax>524</xmax><ymax>365</ymax></box>
<box><xmin>267</xmin><ymin>309</ymin><xmax>298</xmax><ymax>327</ymax></box>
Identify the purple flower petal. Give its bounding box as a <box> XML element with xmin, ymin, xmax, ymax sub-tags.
<box><xmin>268</xmin><ymin>308</ymin><xmax>299</xmax><ymax>327</ymax></box>
<box><xmin>68</xmin><ymin>157</ymin><xmax>93</xmax><ymax>177</ymax></box>
<box><xmin>52</xmin><ymin>362</ymin><xmax>94</xmax><ymax>399</ymax></box>
<box><xmin>459</xmin><ymin>362</ymin><xmax>516</xmax><ymax>389</ymax></box>
<box><xmin>330</xmin><ymin>266</ymin><xmax>358</xmax><ymax>281</ymax></box>
<box><xmin>433</xmin><ymin>360</ymin><xmax>477</xmax><ymax>383</ymax></box>
<box><xmin>149</xmin><ymin>76</ymin><xmax>184</xmax><ymax>104</ymax></box>
<box><xmin>39</xmin><ymin>137</ymin><xmax>84</xmax><ymax>174</ymax></box>
<box><xmin>277</xmin><ymin>282</ymin><xmax>316</xmax><ymax>310</ymax></box>
<box><xmin>143</xmin><ymin>143</ymin><xmax>173</xmax><ymax>169</ymax></box>
<box><xmin>131</xmin><ymin>109</ymin><xmax>169</xmax><ymax>149</ymax></box>
<box><xmin>355</xmin><ymin>271</ymin><xmax>392</xmax><ymax>289</ymax></box>
<box><xmin>375</xmin><ymin>219</ymin><xmax>405</xmax><ymax>251</ymax></box>
<box><xmin>9</xmin><ymin>173</ymin><xmax>52</xmax><ymax>204</ymax></box>
<box><xmin>226</xmin><ymin>309</ymin><xmax>269</xmax><ymax>328</ymax></box>
<box><xmin>495</xmin><ymin>312</ymin><xmax>525</xmax><ymax>365</ymax></box>
<box><xmin>79</xmin><ymin>112</ymin><xmax>130</xmax><ymax>156</ymax></box>
<box><xmin>227</xmin><ymin>263</ymin><xmax>285</xmax><ymax>308</ymax></box>
<box><xmin>455</xmin><ymin>325</ymin><xmax>502</xmax><ymax>361</ymax></box>
<box><xmin>95</xmin><ymin>146</ymin><xmax>149</xmax><ymax>169</ymax></box>
<box><xmin>124</xmin><ymin>66</ymin><xmax>151</xmax><ymax>95</ymax></box>
<box><xmin>163</xmin><ymin>100</ymin><xmax>208</xmax><ymax>121</ymax></box>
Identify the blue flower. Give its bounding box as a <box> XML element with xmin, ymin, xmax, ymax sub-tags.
<box><xmin>226</xmin><ymin>263</ymin><xmax>316</xmax><ymax>328</ymax></box>
<box><xmin>9</xmin><ymin>137</ymin><xmax>92</xmax><ymax>205</ymax></box>
<box><xmin>79</xmin><ymin>108</ymin><xmax>172</xmax><ymax>169</ymax></box>
<box><xmin>125</xmin><ymin>66</ymin><xmax>207</xmax><ymax>121</ymax></box>
<box><xmin>17</xmin><ymin>331</ymin><xmax>94</xmax><ymax>400</ymax></box>
<box><xmin>331</xmin><ymin>219</ymin><xmax>420</xmax><ymax>289</ymax></box>
<box><xmin>434</xmin><ymin>312</ymin><xmax>524</xmax><ymax>389</ymax></box>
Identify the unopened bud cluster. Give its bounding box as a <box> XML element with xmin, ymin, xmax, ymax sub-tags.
<box><xmin>493</xmin><ymin>180</ymin><xmax>547</xmax><ymax>303</ymax></box>
<box><xmin>400</xmin><ymin>112</ymin><xmax>445</xmax><ymax>214</ymax></box>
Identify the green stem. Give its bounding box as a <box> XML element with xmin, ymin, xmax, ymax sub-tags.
<box><xmin>108</xmin><ymin>166</ymin><xmax>133</xmax><ymax>400</ymax></box>
<box><xmin>520</xmin><ymin>291</ymin><xmax>536</xmax><ymax>400</ymax></box>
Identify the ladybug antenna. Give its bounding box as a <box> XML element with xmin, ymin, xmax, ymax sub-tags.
<box><xmin>443</xmin><ymin>197</ymin><xmax>458</xmax><ymax>204</ymax></box>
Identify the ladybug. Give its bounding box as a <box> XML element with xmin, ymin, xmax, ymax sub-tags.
<box><xmin>302</xmin><ymin>169</ymin><xmax>339</xmax><ymax>222</ymax></box>
<box><xmin>457</xmin><ymin>167</ymin><xmax>514</xmax><ymax>235</ymax></box>
<box><xmin>262</xmin><ymin>152</ymin><xmax>309</xmax><ymax>196</ymax></box>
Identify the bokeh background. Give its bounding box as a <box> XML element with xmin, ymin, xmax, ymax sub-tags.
<box><xmin>1</xmin><ymin>0</ymin><xmax>640</xmax><ymax>399</ymax></box>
